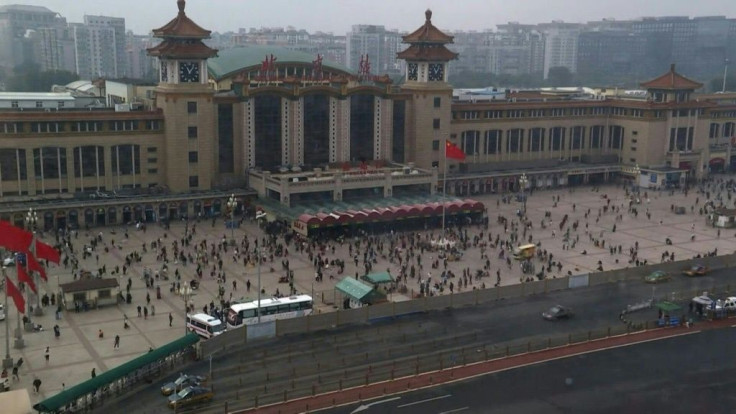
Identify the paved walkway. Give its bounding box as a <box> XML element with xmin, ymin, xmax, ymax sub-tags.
<box><xmin>0</xmin><ymin>176</ymin><xmax>732</xmax><ymax>404</ymax></box>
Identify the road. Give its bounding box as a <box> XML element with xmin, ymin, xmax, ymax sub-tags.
<box><xmin>105</xmin><ymin>266</ymin><xmax>736</xmax><ymax>414</ymax></box>
<box><xmin>319</xmin><ymin>327</ymin><xmax>736</xmax><ymax>414</ymax></box>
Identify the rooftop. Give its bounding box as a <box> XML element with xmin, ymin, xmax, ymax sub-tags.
<box><xmin>0</xmin><ymin>92</ymin><xmax>75</xmax><ymax>101</ymax></box>
<box><xmin>208</xmin><ymin>45</ymin><xmax>353</xmax><ymax>80</ymax></box>
<box><xmin>402</xmin><ymin>9</ymin><xmax>455</xmax><ymax>44</ymax></box>
<box><xmin>640</xmin><ymin>64</ymin><xmax>703</xmax><ymax>90</ymax></box>
<box><xmin>151</xmin><ymin>0</ymin><xmax>211</xmax><ymax>39</ymax></box>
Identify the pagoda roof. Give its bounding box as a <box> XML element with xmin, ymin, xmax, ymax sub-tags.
<box><xmin>152</xmin><ymin>0</ymin><xmax>211</xmax><ymax>39</ymax></box>
<box><xmin>396</xmin><ymin>44</ymin><xmax>458</xmax><ymax>61</ymax></box>
<box><xmin>402</xmin><ymin>9</ymin><xmax>454</xmax><ymax>44</ymax></box>
<box><xmin>147</xmin><ymin>39</ymin><xmax>217</xmax><ymax>59</ymax></box>
<box><xmin>640</xmin><ymin>64</ymin><xmax>703</xmax><ymax>90</ymax></box>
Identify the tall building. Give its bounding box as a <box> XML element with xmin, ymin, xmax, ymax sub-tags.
<box><xmin>576</xmin><ymin>31</ymin><xmax>647</xmax><ymax>84</ymax></box>
<box><xmin>0</xmin><ymin>4</ymin><xmax>69</xmax><ymax>74</ymax></box>
<box><xmin>447</xmin><ymin>31</ymin><xmax>491</xmax><ymax>74</ymax></box>
<box><xmin>79</xmin><ymin>15</ymin><xmax>127</xmax><ymax>78</ymax></box>
<box><xmin>126</xmin><ymin>32</ymin><xmax>157</xmax><ymax>81</ymax></box>
<box><xmin>539</xmin><ymin>22</ymin><xmax>583</xmax><ymax>79</ymax></box>
<box><xmin>489</xmin><ymin>24</ymin><xmax>545</xmax><ymax>76</ymax></box>
<box><xmin>346</xmin><ymin>25</ymin><xmax>403</xmax><ymax>74</ymax></box>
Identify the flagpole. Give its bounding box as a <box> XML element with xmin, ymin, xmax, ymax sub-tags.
<box><xmin>13</xmin><ymin>260</ymin><xmax>24</xmax><ymax>350</ymax></box>
<box><xmin>3</xmin><ymin>271</ymin><xmax>12</xmax><ymax>368</ymax></box>
<box><xmin>442</xmin><ymin>141</ymin><xmax>447</xmax><ymax>239</ymax></box>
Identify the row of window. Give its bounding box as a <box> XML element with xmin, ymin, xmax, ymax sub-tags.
<box><xmin>443</xmin><ymin>126</ymin><xmax>625</xmax><ymax>155</ymax></box>
<box><xmin>0</xmin><ymin>145</ymin><xmax>164</xmax><ymax>182</ymax></box>
<box><xmin>709</xmin><ymin>122</ymin><xmax>736</xmax><ymax>139</ymax></box>
<box><xmin>0</xmin><ymin>120</ymin><xmax>162</xmax><ymax>135</ymax></box>
<box><xmin>455</xmin><ymin>107</ymin><xmax>649</xmax><ymax>121</ymax></box>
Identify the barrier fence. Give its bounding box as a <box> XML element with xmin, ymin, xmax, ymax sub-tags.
<box><xmin>200</xmin><ymin>253</ymin><xmax>736</xmax><ymax>357</ymax></box>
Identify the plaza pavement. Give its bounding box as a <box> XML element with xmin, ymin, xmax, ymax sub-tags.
<box><xmin>1</xmin><ymin>178</ymin><xmax>732</xmax><ymax>405</ymax></box>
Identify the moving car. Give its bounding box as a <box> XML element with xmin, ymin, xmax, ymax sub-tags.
<box><xmin>160</xmin><ymin>373</ymin><xmax>207</xmax><ymax>396</ymax></box>
<box><xmin>542</xmin><ymin>305</ymin><xmax>573</xmax><ymax>320</ymax></box>
<box><xmin>167</xmin><ymin>386</ymin><xmax>213</xmax><ymax>409</ymax></box>
<box><xmin>644</xmin><ymin>270</ymin><xmax>670</xmax><ymax>284</ymax></box>
<box><xmin>682</xmin><ymin>264</ymin><xmax>708</xmax><ymax>276</ymax></box>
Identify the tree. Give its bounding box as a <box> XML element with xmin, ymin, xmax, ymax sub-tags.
<box><xmin>6</xmin><ymin>62</ymin><xmax>79</xmax><ymax>92</ymax></box>
<box><xmin>546</xmin><ymin>66</ymin><xmax>575</xmax><ymax>87</ymax></box>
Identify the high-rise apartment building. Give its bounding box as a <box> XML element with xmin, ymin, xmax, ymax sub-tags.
<box><xmin>346</xmin><ymin>25</ymin><xmax>403</xmax><ymax>74</ymax></box>
<box><xmin>539</xmin><ymin>22</ymin><xmax>583</xmax><ymax>79</ymax></box>
<box><xmin>0</xmin><ymin>4</ymin><xmax>70</xmax><ymax>73</ymax></box>
<box><xmin>80</xmin><ymin>15</ymin><xmax>127</xmax><ymax>77</ymax></box>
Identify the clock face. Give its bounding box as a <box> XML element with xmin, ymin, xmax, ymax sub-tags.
<box><xmin>160</xmin><ymin>62</ymin><xmax>168</xmax><ymax>82</ymax></box>
<box><xmin>179</xmin><ymin>61</ymin><xmax>200</xmax><ymax>83</ymax></box>
<box><xmin>408</xmin><ymin>63</ymin><xmax>418</xmax><ymax>81</ymax></box>
<box><xmin>428</xmin><ymin>63</ymin><xmax>444</xmax><ymax>82</ymax></box>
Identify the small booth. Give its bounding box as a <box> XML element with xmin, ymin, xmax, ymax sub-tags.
<box><xmin>335</xmin><ymin>277</ymin><xmax>383</xmax><ymax>309</ymax></box>
<box><xmin>360</xmin><ymin>271</ymin><xmax>395</xmax><ymax>294</ymax></box>
<box><xmin>60</xmin><ymin>278</ymin><xmax>120</xmax><ymax>310</ymax></box>
<box><xmin>707</xmin><ymin>208</ymin><xmax>736</xmax><ymax>228</ymax></box>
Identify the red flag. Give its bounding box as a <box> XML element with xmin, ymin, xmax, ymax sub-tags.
<box><xmin>0</xmin><ymin>221</ymin><xmax>60</xmax><ymax>264</ymax></box>
<box><xmin>0</xmin><ymin>221</ymin><xmax>33</xmax><ymax>252</ymax></box>
<box><xmin>35</xmin><ymin>241</ymin><xmax>60</xmax><ymax>264</ymax></box>
<box><xmin>27</xmin><ymin>253</ymin><xmax>47</xmax><ymax>281</ymax></box>
<box><xmin>16</xmin><ymin>262</ymin><xmax>36</xmax><ymax>294</ymax></box>
<box><xmin>6</xmin><ymin>277</ymin><xmax>25</xmax><ymax>315</ymax></box>
<box><xmin>445</xmin><ymin>140</ymin><xmax>466</xmax><ymax>161</ymax></box>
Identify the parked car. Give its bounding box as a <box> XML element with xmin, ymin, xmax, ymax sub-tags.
<box><xmin>160</xmin><ymin>373</ymin><xmax>207</xmax><ymax>396</ymax></box>
<box><xmin>683</xmin><ymin>264</ymin><xmax>709</xmax><ymax>276</ymax></box>
<box><xmin>542</xmin><ymin>305</ymin><xmax>573</xmax><ymax>320</ymax></box>
<box><xmin>644</xmin><ymin>270</ymin><xmax>671</xmax><ymax>284</ymax></box>
<box><xmin>167</xmin><ymin>386</ymin><xmax>213</xmax><ymax>409</ymax></box>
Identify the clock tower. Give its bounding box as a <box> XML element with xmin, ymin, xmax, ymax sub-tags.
<box><xmin>148</xmin><ymin>0</ymin><xmax>218</xmax><ymax>192</ymax></box>
<box><xmin>397</xmin><ymin>10</ymin><xmax>458</xmax><ymax>173</ymax></box>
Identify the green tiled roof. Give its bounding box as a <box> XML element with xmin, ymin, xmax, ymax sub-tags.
<box><xmin>362</xmin><ymin>271</ymin><xmax>394</xmax><ymax>284</ymax></box>
<box><xmin>335</xmin><ymin>277</ymin><xmax>374</xmax><ymax>301</ymax></box>
<box><xmin>208</xmin><ymin>45</ymin><xmax>353</xmax><ymax>80</ymax></box>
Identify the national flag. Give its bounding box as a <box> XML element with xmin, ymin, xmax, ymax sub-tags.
<box><xmin>445</xmin><ymin>140</ymin><xmax>466</xmax><ymax>161</ymax></box>
<box><xmin>35</xmin><ymin>240</ymin><xmax>60</xmax><ymax>264</ymax></box>
<box><xmin>27</xmin><ymin>253</ymin><xmax>47</xmax><ymax>281</ymax></box>
<box><xmin>16</xmin><ymin>262</ymin><xmax>36</xmax><ymax>294</ymax></box>
<box><xmin>0</xmin><ymin>221</ymin><xmax>33</xmax><ymax>252</ymax></box>
<box><xmin>0</xmin><ymin>220</ymin><xmax>60</xmax><ymax>264</ymax></box>
<box><xmin>6</xmin><ymin>277</ymin><xmax>25</xmax><ymax>315</ymax></box>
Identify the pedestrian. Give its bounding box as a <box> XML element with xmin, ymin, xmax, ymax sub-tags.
<box><xmin>16</xmin><ymin>357</ymin><xmax>23</xmax><ymax>370</ymax></box>
<box><xmin>11</xmin><ymin>366</ymin><xmax>18</xmax><ymax>381</ymax></box>
<box><xmin>45</xmin><ymin>346</ymin><xmax>49</xmax><ymax>363</ymax></box>
<box><xmin>61</xmin><ymin>382</ymin><xmax>65</xmax><ymax>391</ymax></box>
<box><xmin>32</xmin><ymin>377</ymin><xmax>41</xmax><ymax>394</ymax></box>
<box><xmin>91</xmin><ymin>368</ymin><xmax>96</xmax><ymax>378</ymax></box>
<box><xmin>169</xmin><ymin>313</ymin><xmax>173</xmax><ymax>327</ymax></box>
<box><xmin>98</xmin><ymin>329</ymin><xmax>104</xmax><ymax>339</ymax></box>
<box><xmin>114</xmin><ymin>335</ymin><xmax>120</xmax><ymax>349</ymax></box>
<box><xmin>146</xmin><ymin>292</ymin><xmax>151</xmax><ymax>305</ymax></box>
<box><xmin>232</xmin><ymin>280</ymin><xmax>237</xmax><ymax>291</ymax></box>
<box><xmin>137</xmin><ymin>305</ymin><xmax>142</xmax><ymax>317</ymax></box>
<box><xmin>144</xmin><ymin>306</ymin><xmax>148</xmax><ymax>319</ymax></box>
<box><xmin>151</xmin><ymin>304</ymin><xmax>155</xmax><ymax>316</ymax></box>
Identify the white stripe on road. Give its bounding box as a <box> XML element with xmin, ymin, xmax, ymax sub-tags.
<box><xmin>438</xmin><ymin>407</ymin><xmax>469</xmax><ymax>414</ymax></box>
<box><xmin>397</xmin><ymin>394</ymin><xmax>452</xmax><ymax>408</ymax></box>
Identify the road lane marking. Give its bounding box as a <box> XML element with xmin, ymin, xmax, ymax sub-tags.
<box><xmin>397</xmin><ymin>394</ymin><xmax>451</xmax><ymax>408</ymax></box>
<box><xmin>350</xmin><ymin>396</ymin><xmax>401</xmax><ymax>413</ymax></box>
<box><xmin>439</xmin><ymin>408</ymin><xmax>469</xmax><ymax>414</ymax></box>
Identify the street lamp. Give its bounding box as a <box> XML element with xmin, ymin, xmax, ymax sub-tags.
<box><xmin>180</xmin><ymin>285</ymin><xmax>192</xmax><ymax>336</ymax></box>
<box><xmin>633</xmin><ymin>164</ymin><xmax>641</xmax><ymax>193</ymax></box>
<box><xmin>518</xmin><ymin>173</ymin><xmax>528</xmax><ymax>216</ymax></box>
<box><xmin>226</xmin><ymin>194</ymin><xmax>237</xmax><ymax>246</ymax></box>
<box><xmin>723</xmin><ymin>59</ymin><xmax>730</xmax><ymax>93</ymax></box>
<box><xmin>26</xmin><ymin>208</ymin><xmax>43</xmax><ymax>317</ymax></box>
<box><xmin>2</xmin><ymin>266</ymin><xmax>14</xmax><ymax>367</ymax></box>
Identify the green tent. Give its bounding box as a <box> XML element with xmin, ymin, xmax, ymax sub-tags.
<box><xmin>655</xmin><ymin>301</ymin><xmax>682</xmax><ymax>312</ymax></box>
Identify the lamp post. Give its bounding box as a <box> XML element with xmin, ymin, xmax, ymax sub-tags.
<box><xmin>633</xmin><ymin>164</ymin><xmax>641</xmax><ymax>193</ymax></box>
<box><xmin>26</xmin><ymin>208</ymin><xmax>43</xmax><ymax>317</ymax></box>
<box><xmin>519</xmin><ymin>173</ymin><xmax>528</xmax><ymax>216</ymax></box>
<box><xmin>226</xmin><ymin>194</ymin><xmax>237</xmax><ymax>246</ymax></box>
<box><xmin>180</xmin><ymin>285</ymin><xmax>192</xmax><ymax>336</ymax></box>
<box><xmin>12</xmin><ymin>256</ymin><xmax>24</xmax><ymax>349</ymax></box>
<box><xmin>255</xmin><ymin>243</ymin><xmax>262</xmax><ymax>324</ymax></box>
<box><xmin>723</xmin><ymin>59</ymin><xmax>730</xmax><ymax>93</ymax></box>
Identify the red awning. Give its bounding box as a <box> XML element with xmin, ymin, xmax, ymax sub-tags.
<box><xmin>390</xmin><ymin>206</ymin><xmax>409</xmax><ymax>219</ymax></box>
<box><xmin>347</xmin><ymin>210</ymin><xmax>368</xmax><ymax>222</ymax></box>
<box><xmin>375</xmin><ymin>208</ymin><xmax>394</xmax><ymax>221</ymax></box>
<box><xmin>331</xmin><ymin>212</ymin><xmax>351</xmax><ymax>224</ymax></box>
<box><xmin>298</xmin><ymin>214</ymin><xmax>320</xmax><ymax>227</ymax></box>
<box><xmin>710</xmin><ymin>158</ymin><xmax>725</xmax><ymax>165</ymax></box>
<box><xmin>405</xmin><ymin>205</ymin><xmax>421</xmax><ymax>217</ymax></box>
<box><xmin>463</xmin><ymin>199</ymin><xmax>484</xmax><ymax>211</ymax></box>
<box><xmin>418</xmin><ymin>204</ymin><xmax>434</xmax><ymax>216</ymax></box>
<box><xmin>445</xmin><ymin>201</ymin><xmax>462</xmax><ymax>214</ymax></box>
<box><xmin>316</xmin><ymin>213</ymin><xmax>337</xmax><ymax>226</ymax></box>
<box><xmin>364</xmin><ymin>210</ymin><xmax>381</xmax><ymax>221</ymax></box>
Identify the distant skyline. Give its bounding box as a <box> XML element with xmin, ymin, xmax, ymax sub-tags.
<box><xmin>2</xmin><ymin>0</ymin><xmax>735</xmax><ymax>34</ymax></box>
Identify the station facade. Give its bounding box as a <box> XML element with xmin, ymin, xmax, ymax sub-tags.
<box><xmin>0</xmin><ymin>0</ymin><xmax>735</xmax><ymax>229</ymax></box>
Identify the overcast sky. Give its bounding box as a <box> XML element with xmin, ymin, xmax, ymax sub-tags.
<box><xmin>3</xmin><ymin>0</ymin><xmax>734</xmax><ymax>34</ymax></box>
